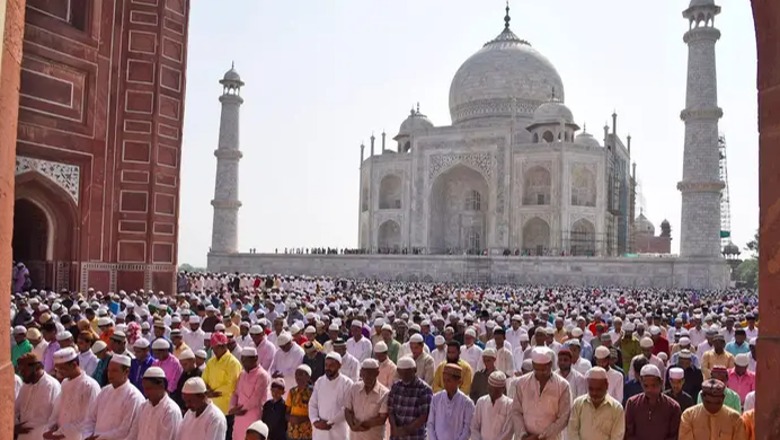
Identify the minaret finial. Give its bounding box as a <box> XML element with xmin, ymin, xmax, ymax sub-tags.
<box><xmin>504</xmin><ymin>1</ymin><xmax>511</xmax><ymax>30</ymax></box>
<box><xmin>231</xmin><ymin>60</ymin><xmax>235</xmax><ymax>69</ymax></box>
<box><xmin>551</xmin><ymin>86</ymin><xmax>556</xmax><ymax>101</ymax></box>
<box><xmin>416</xmin><ymin>102</ymin><xmax>420</xmax><ymax>114</ymax></box>
<box><xmin>583</xmin><ymin>122</ymin><xmax>587</xmax><ymax>133</ymax></box>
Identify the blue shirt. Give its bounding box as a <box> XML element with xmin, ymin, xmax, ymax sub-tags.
<box><xmin>725</xmin><ymin>341</ymin><xmax>751</xmax><ymax>356</ymax></box>
<box><xmin>427</xmin><ymin>390</ymin><xmax>475</xmax><ymax>440</ymax></box>
<box><xmin>130</xmin><ymin>355</ymin><xmax>156</xmax><ymax>393</ymax></box>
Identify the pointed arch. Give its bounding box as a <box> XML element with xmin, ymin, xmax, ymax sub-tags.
<box><xmin>428</xmin><ymin>164</ymin><xmax>489</xmax><ymax>254</ymax></box>
<box><xmin>377</xmin><ymin>220</ymin><xmax>402</xmax><ymax>253</ymax></box>
<box><xmin>522</xmin><ymin>217</ymin><xmax>551</xmax><ymax>256</ymax></box>
<box><xmin>570</xmin><ymin>218</ymin><xmax>596</xmax><ymax>256</ymax></box>
<box><xmin>378</xmin><ymin>174</ymin><xmax>402</xmax><ymax>209</ymax></box>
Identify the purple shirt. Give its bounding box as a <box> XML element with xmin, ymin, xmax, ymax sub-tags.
<box><xmin>624</xmin><ymin>393</ymin><xmax>682</xmax><ymax>440</ymax></box>
<box><xmin>42</xmin><ymin>341</ymin><xmax>60</xmax><ymax>374</ymax></box>
<box><xmin>153</xmin><ymin>355</ymin><xmax>183</xmax><ymax>393</ymax></box>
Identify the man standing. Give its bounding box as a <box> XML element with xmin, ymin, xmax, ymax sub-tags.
<box><xmin>380</xmin><ymin>325</ymin><xmax>402</xmax><ymax>364</ymax></box>
<box><xmin>409</xmin><ymin>333</ymin><xmax>435</xmax><ymax>385</ymax></box>
<box><xmin>619</xmin><ymin>322</ymin><xmax>641</xmax><ymax>373</ymax></box>
<box><xmin>130</xmin><ymin>338</ymin><xmax>156</xmax><ymax>393</ymax></box>
<box><xmin>679</xmin><ymin>379</ymin><xmax>747</xmax><ymax>440</ymax></box>
<box><xmin>84</xmin><ymin>354</ymin><xmax>146</xmax><ymax>439</ymax></box>
<box><xmin>229</xmin><ymin>346</ymin><xmax>271</xmax><ymax>440</ymax></box>
<box><xmin>178</xmin><ymin>377</ymin><xmax>228</xmax><ymax>440</ymax></box>
<box><xmin>557</xmin><ymin>346</ymin><xmax>587</xmax><ymax>399</ymax></box>
<box><xmin>460</xmin><ymin>329</ymin><xmax>484</xmax><ymax>373</ymax></box>
<box><xmin>345</xmin><ymin>358</ymin><xmax>390</xmax><ymax>439</ymax></box>
<box><xmin>172</xmin><ymin>349</ymin><xmax>202</xmax><ymax>412</ymax></box>
<box><xmin>431</xmin><ymin>336</ymin><xmax>447</xmax><ymax>368</ymax></box>
<box><xmin>511</xmin><ymin>347</ymin><xmax>572</xmax><ymax>440</ymax></box>
<box><xmin>333</xmin><ymin>338</ymin><xmax>361</xmax><ymax>382</ymax></box>
<box><xmin>427</xmin><ymin>364</ymin><xmax>475</xmax><ymax>440</ymax></box>
<box><xmin>665</xmin><ymin>367</ymin><xmax>695</xmax><ymax>413</ymax></box>
<box><xmin>183</xmin><ymin>316</ymin><xmax>206</xmax><ymax>353</ymax></box>
<box><xmin>270</xmin><ymin>332</ymin><xmax>304</xmax><ymax>394</ymax></box>
<box><xmin>387</xmin><ymin>357</ymin><xmax>433</xmax><ymax>440</ymax></box>
<box><xmin>701</xmin><ymin>334</ymin><xmax>735</xmax><ymax>379</ymax></box>
<box><xmin>374</xmin><ymin>341</ymin><xmax>397</xmax><ymax>389</ymax></box>
<box><xmin>470</xmin><ymin>348</ymin><xmax>498</xmax><ymax>402</ymax></box>
<box><xmin>203</xmin><ymin>331</ymin><xmax>243</xmax><ymax>439</ymax></box>
<box><xmin>593</xmin><ymin>346</ymin><xmax>623</xmax><ymax>403</ymax></box>
<box><xmin>46</xmin><ymin>347</ymin><xmax>101</xmax><ymax>440</ymax></box>
<box><xmin>701</xmin><ymin>366</ymin><xmax>742</xmax><ymax>413</ymax></box>
<box><xmin>302</xmin><ymin>341</ymin><xmax>326</xmax><ymax>384</ymax></box>
<box><xmin>567</xmin><ymin>367</ymin><xmax>624</xmax><ymax>440</ymax></box>
<box><xmin>152</xmin><ymin>338</ymin><xmax>183</xmax><ymax>394</ymax></box>
<box><xmin>250</xmin><ymin>324</ymin><xmax>276</xmax><ymax>372</ymax></box>
<box><xmin>728</xmin><ymin>353</ymin><xmax>755</xmax><ymax>405</ymax></box>
<box><xmin>132</xmin><ymin>366</ymin><xmax>182</xmax><ymax>440</ymax></box>
<box><xmin>14</xmin><ymin>353</ymin><xmax>62</xmax><ymax>440</ymax></box>
<box><xmin>347</xmin><ymin>320</ymin><xmax>373</xmax><ymax>362</ymax></box>
<box><xmin>432</xmin><ymin>341</ymin><xmax>473</xmax><ymax>394</ymax></box>
<box><xmin>309</xmin><ymin>352</ymin><xmax>354</xmax><ymax>439</ymax></box>
<box><xmin>12</xmin><ymin>326</ymin><xmax>33</xmax><ymax>368</ymax></box>
<box><xmin>624</xmin><ymin>364</ymin><xmax>682</xmax><ymax>440</ymax></box>
<box><xmin>470</xmin><ymin>371</ymin><xmax>513</xmax><ymax>440</ymax></box>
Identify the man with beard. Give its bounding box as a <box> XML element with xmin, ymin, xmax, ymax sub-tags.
<box><xmin>131</xmin><ymin>366</ymin><xmax>182</xmax><ymax>440</ymax></box>
<box><xmin>432</xmin><ymin>341</ymin><xmax>473</xmax><ymax>394</ymax></box>
<box><xmin>567</xmin><ymin>367</ymin><xmax>624</xmax><ymax>440</ymax></box>
<box><xmin>178</xmin><ymin>377</ymin><xmax>228</xmax><ymax>440</ymax></box>
<box><xmin>470</xmin><ymin>371</ymin><xmax>513</xmax><ymax>440</ymax></box>
<box><xmin>173</xmin><ymin>349</ymin><xmax>202</xmax><ymax>412</ymax></box>
<box><xmin>309</xmin><ymin>352</ymin><xmax>354</xmax><ymax>439</ymax></box>
<box><xmin>557</xmin><ymin>346</ymin><xmax>587</xmax><ymax>399</ymax></box>
<box><xmin>333</xmin><ymin>338</ymin><xmax>361</xmax><ymax>382</ymax></box>
<box><xmin>229</xmin><ymin>347</ymin><xmax>271</xmax><ymax>440</ymax></box>
<box><xmin>302</xmin><ymin>341</ymin><xmax>326</xmax><ymax>383</ymax></box>
<box><xmin>14</xmin><ymin>353</ymin><xmax>62</xmax><ymax>440</ymax></box>
<box><xmin>511</xmin><ymin>347</ymin><xmax>571</xmax><ymax>440</ymax></box>
<box><xmin>593</xmin><ymin>346</ymin><xmax>623</xmax><ymax>403</ymax></box>
<box><xmin>624</xmin><ymin>364</ymin><xmax>682</xmax><ymax>440</ymax></box>
<box><xmin>409</xmin><ymin>333</ymin><xmax>435</xmax><ymax>385</ymax></box>
<box><xmin>84</xmin><ymin>354</ymin><xmax>146</xmax><ymax>439</ymax></box>
<box><xmin>345</xmin><ymin>358</ymin><xmax>390</xmax><ymax>439</ymax></box>
<box><xmin>270</xmin><ymin>332</ymin><xmax>304</xmax><ymax>395</ymax></box>
<box><xmin>45</xmin><ymin>347</ymin><xmax>101</xmax><ymax>440</ymax></box>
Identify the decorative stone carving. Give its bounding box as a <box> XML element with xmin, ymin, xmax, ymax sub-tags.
<box><xmin>15</xmin><ymin>156</ymin><xmax>80</xmax><ymax>203</ymax></box>
<box><xmin>428</xmin><ymin>152</ymin><xmax>496</xmax><ymax>182</ymax></box>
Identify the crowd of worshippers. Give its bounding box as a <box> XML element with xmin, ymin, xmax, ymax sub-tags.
<box><xmin>9</xmin><ymin>278</ymin><xmax>759</xmax><ymax>440</ymax></box>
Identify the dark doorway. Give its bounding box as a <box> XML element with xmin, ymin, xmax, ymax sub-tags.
<box><xmin>12</xmin><ymin>199</ymin><xmax>49</xmax><ymax>289</ymax></box>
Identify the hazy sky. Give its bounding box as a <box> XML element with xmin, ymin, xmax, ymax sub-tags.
<box><xmin>178</xmin><ymin>1</ymin><xmax>758</xmax><ymax>267</ymax></box>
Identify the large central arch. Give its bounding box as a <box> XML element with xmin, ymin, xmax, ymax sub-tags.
<box><xmin>428</xmin><ymin>164</ymin><xmax>489</xmax><ymax>254</ymax></box>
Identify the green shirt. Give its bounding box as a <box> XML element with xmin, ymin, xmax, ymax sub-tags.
<box><xmin>697</xmin><ymin>388</ymin><xmax>742</xmax><ymax>413</ymax></box>
<box><xmin>387</xmin><ymin>339</ymin><xmax>402</xmax><ymax>364</ymax></box>
<box><xmin>11</xmin><ymin>340</ymin><xmax>32</xmax><ymax>368</ymax></box>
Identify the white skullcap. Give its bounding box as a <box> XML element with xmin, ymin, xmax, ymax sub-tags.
<box><xmin>594</xmin><ymin>346</ymin><xmax>611</xmax><ymax>360</ymax></box>
<box><xmin>519</xmin><ymin>333</ymin><xmax>530</xmax><ymax>342</ymax></box>
<box><xmin>381</xmin><ymin>324</ymin><xmax>393</xmax><ymax>332</ymax></box>
<box><xmin>151</xmin><ymin>339</ymin><xmax>170</xmax><ymax>350</ymax></box>
<box><xmin>669</xmin><ymin>367</ymin><xmax>685</xmax><ymax>380</ymax></box>
<box><xmin>141</xmin><ymin>322</ymin><xmax>151</xmax><ymax>330</ymax></box>
<box><xmin>215</xmin><ymin>323</ymin><xmax>226</xmax><ymax>332</ymax></box>
<box><xmin>434</xmin><ymin>335</ymin><xmax>445</xmax><ymax>345</ymax></box>
<box><xmin>585</xmin><ymin>367</ymin><xmax>609</xmax><ymax>380</ymax></box>
<box><xmin>465</xmin><ymin>328</ymin><xmax>477</xmax><ymax>338</ymax></box>
<box><xmin>325</xmin><ymin>352</ymin><xmax>342</xmax><ymax>364</ymax></box>
<box><xmin>53</xmin><ymin>347</ymin><xmax>78</xmax><ymax>364</ymax></box>
<box><xmin>328</xmin><ymin>323</ymin><xmax>340</xmax><ymax>331</ymax></box>
<box><xmin>13</xmin><ymin>325</ymin><xmax>26</xmax><ymax>335</ymax></box>
<box><xmin>110</xmin><ymin>354</ymin><xmax>132</xmax><ymax>367</ymax></box>
<box><xmin>195</xmin><ymin>350</ymin><xmax>208</xmax><ymax>359</ymax></box>
<box><xmin>98</xmin><ymin>317</ymin><xmax>112</xmax><ymax>326</ymax></box>
<box><xmin>247</xmin><ymin>421</ymin><xmax>269</xmax><ymax>437</ymax></box>
<box><xmin>640</xmin><ymin>364</ymin><xmax>662</xmax><ymax>378</ymax></box>
<box><xmin>639</xmin><ymin>337</ymin><xmax>654</xmax><ymax>348</ymax></box>
<box><xmin>189</xmin><ymin>316</ymin><xmax>201</xmax><ymax>324</ymax></box>
<box><xmin>177</xmin><ymin>350</ymin><xmax>195</xmax><ymax>360</ymax></box>
<box><xmin>658</xmin><ymin>352</ymin><xmax>668</xmax><ymax>362</ymax></box>
<box><xmin>567</xmin><ymin>338</ymin><xmax>581</xmax><ymax>347</ymax></box>
<box><xmin>623</xmin><ymin>322</ymin><xmax>635</xmax><ymax>331</ymax></box>
<box><xmin>530</xmin><ymin>347</ymin><xmax>553</xmax><ymax>364</ymax></box>
<box><xmin>249</xmin><ymin>325</ymin><xmax>264</xmax><ymax>335</ymax></box>
<box><xmin>56</xmin><ymin>331</ymin><xmax>73</xmax><ymax>342</ymax></box>
<box><xmin>409</xmin><ymin>334</ymin><xmax>424</xmax><ymax>344</ymax></box>
<box><xmin>351</xmin><ymin>320</ymin><xmax>363</xmax><ymax>327</ymax></box>
<box><xmin>488</xmin><ymin>370</ymin><xmax>507</xmax><ymax>387</ymax></box>
<box><xmin>133</xmin><ymin>338</ymin><xmax>150</xmax><ymax>349</ymax></box>
<box><xmin>304</xmin><ymin>326</ymin><xmax>316</xmax><ymax>334</ymax></box>
<box><xmin>678</xmin><ymin>349</ymin><xmax>693</xmax><ymax>359</ymax></box>
<box><xmin>482</xmin><ymin>348</ymin><xmax>497</xmax><ymax>359</ymax></box>
<box><xmin>289</xmin><ymin>324</ymin><xmax>301</xmax><ymax>335</ymax></box>
<box><xmin>374</xmin><ymin>341</ymin><xmax>388</xmax><ymax>353</ymax></box>
<box><xmin>143</xmin><ymin>366</ymin><xmax>166</xmax><ymax>379</ymax></box>
<box><xmin>242</xmin><ymin>346</ymin><xmax>258</xmax><ymax>357</ymax></box>
<box><xmin>361</xmin><ymin>358</ymin><xmax>380</xmax><ymax>369</ymax></box>
<box><xmin>91</xmin><ymin>340</ymin><xmax>108</xmax><ymax>354</ymax></box>
<box><xmin>296</xmin><ymin>364</ymin><xmax>312</xmax><ymax>376</ymax></box>
<box><xmin>276</xmin><ymin>332</ymin><xmax>292</xmax><ymax>346</ymax></box>
<box><xmin>735</xmin><ymin>353</ymin><xmax>750</xmax><ymax>367</ymax></box>
<box><xmin>397</xmin><ymin>356</ymin><xmax>416</xmax><ymax>369</ymax></box>
<box><xmin>571</xmin><ymin>328</ymin><xmax>583</xmax><ymax>337</ymax></box>
<box><xmin>649</xmin><ymin>326</ymin><xmax>661</xmax><ymax>336</ymax></box>
<box><xmin>182</xmin><ymin>377</ymin><xmax>208</xmax><ymax>394</ymax></box>
<box><xmin>679</xmin><ymin>337</ymin><xmax>691</xmax><ymax>346</ymax></box>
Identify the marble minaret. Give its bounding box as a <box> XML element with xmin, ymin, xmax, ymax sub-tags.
<box><xmin>210</xmin><ymin>64</ymin><xmax>244</xmax><ymax>254</ymax></box>
<box><xmin>678</xmin><ymin>0</ymin><xmax>724</xmax><ymax>258</ymax></box>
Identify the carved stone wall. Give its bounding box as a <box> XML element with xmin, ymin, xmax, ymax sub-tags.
<box><xmin>15</xmin><ymin>156</ymin><xmax>79</xmax><ymax>203</ymax></box>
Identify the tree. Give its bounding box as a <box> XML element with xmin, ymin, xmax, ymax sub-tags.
<box><xmin>178</xmin><ymin>263</ymin><xmax>205</xmax><ymax>273</ymax></box>
<box><xmin>734</xmin><ymin>258</ymin><xmax>758</xmax><ymax>289</ymax></box>
<box><xmin>745</xmin><ymin>231</ymin><xmax>758</xmax><ymax>256</ymax></box>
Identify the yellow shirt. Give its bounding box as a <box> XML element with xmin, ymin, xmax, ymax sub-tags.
<box><xmin>742</xmin><ymin>410</ymin><xmax>754</xmax><ymax>440</ymax></box>
<box><xmin>432</xmin><ymin>359</ymin><xmax>473</xmax><ymax>395</ymax></box>
<box><xmin>202</xmin><ymin>352</ymin><xmax>242</xmax><ymax>414</ymax></box>
<box><xmin>701</xmin><ymin>350</ymin><xmax>735</xmax><ymax>379</ymax></box>
<box><xmin>173</xmin><ymin>342</ymin><xmax>191</xmax><ymax>359</ymax></box>
<box><xmin>568</xmin><ymin>394</ymin><xmax>625</xmax><ymax>440</ymax></box>
<box><xmin>679</xmin><ymin>405</ymin><xmax>747</xmax><ymax>440</ymax></box>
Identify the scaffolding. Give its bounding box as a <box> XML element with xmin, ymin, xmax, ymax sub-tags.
<box><xmin>718</xmin><ymin>134</ymin><xmax>733</xmax><ymax>249</ymax></box>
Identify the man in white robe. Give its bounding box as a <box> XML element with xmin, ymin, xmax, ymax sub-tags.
<box><xmin>183</xmin><ymin>316</ymin><xmax>206</xmax><ymax>353</ymax></box>
<box><xmin>309</xmin><ymin>352</ymin><xmax>354</xmax><ymax>439</ymax></box>
<box><xmin>346</xmin><ymin>320</ymin><xmax>373</xmax><ymax>362</ymax></box>
<box><xmin>461</xmin><ymin>329</ymin><xmax>485</xmax><ymax>373</ymax></box>
<box><xmin>178</xmin><ymin>377</ymin><xmax>228</xmax><ymax>440</ymax></box>
<box><xmin>334</xmin><ymin>339</ymin><xmax>361</xmax><ymax>382</ymax></box>
<box><xmin>15</xmin><ymin>352</ymin><xmax>61</xmax><ymax>440</ymax></box>
<box><xmin>131</xmin><ymin>366</ymin><xmax>182</xmax><ymax>440</ymax></box>
<box><xmin>471</xmin><ymin>371</ymin><xmax>514</xmax><ymax>440</ymax></box>
<box><xmin>76</xmin><ymin>333</ymin><xmax>99</xmax><ymax>377</ymax></box>
<box><xmin>512</xmin><ymin>347</ymin><xmax>572</xmax><ymax>440</ymax></box>
<box><xmin>594</xmin><ymin>346</ymin><xmax>624</xmax><ymax>403</ymax></box>
<box><xmin>84</xmin><ymin>354</ymin><xmax>146</xmax><ymax>440</ymax></box>
<box><xmin>270</xmin><ymin>332</ymin><xmax>304</xmax><ymax>396</ymax></box>
<box><xmin>45</xmin><ymin>347</ymin><xmax>101</xmax><ymax>440</ymax></box>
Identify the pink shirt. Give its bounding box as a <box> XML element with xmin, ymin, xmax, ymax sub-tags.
<box><xmin>153</xmin><ymin>355</ymin><xmax>183</xmax><ymax>393</ymax></box>
<box><xmin>256</xmin><ymin>338</ymin><xmax>276</xmax><ymax>372</ymax></box>
<box><xmin>229</xmin><ymin>366</ymin><xmax>271</xmax><ymax>440</ymax></box>
<box><xmin>727</xmin><ymin>369</ymin><xmax>755</xmax><ymax>403</ymax></box>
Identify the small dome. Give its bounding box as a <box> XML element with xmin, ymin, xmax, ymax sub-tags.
<box><xmin>635</xmin><ymin>212</ymin><xmax>655</xmax><ymax>235</ymax></box>
<box><xmin>394</xmin><ymin>107</ymin><xmax>434</xmax><ymax>139</ymax></box>
<box><xmin>574</xmin><ymin>131</ymin><xmax>601</xmax><ymax>148</ymax></box>
<box><xmin>223</xmin><ymin>67</ymin><xmax>241</xmax><ymax>82</ymax></box>
<box><xmin>689</xmin><ymin>0</ymin><xmax>715</xmax><ymax>7</ymax></box>
<box><xmin>532</xmin><ymin>100</ymin><xmax>574</xmax><ymax>125</ymax></box>
<box><xmin>723</xmin><ymin>242</ymin><xmax>740</xmax><ymax>255</ymax></box>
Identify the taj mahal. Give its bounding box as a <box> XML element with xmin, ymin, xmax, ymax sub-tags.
<box><xmin>207</xmin><ymin>1</ymin><xmax>731</xmax><ymax>289</ymax></box>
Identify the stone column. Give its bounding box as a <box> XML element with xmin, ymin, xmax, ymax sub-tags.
<box><xmin>0</xmin><ymin>1</ymin><xmax>25</xmax><ymax>438</ymax></box>
<box><xmin>210</xmin><ymin>75</ymin><xmax>244</xmax><ymax>254</ymax></box>
<box><xmin>753</xmin><ymin>1</ymin><xmax>780</xmax><ymax>437</ymax></box>
<box><xmin>677</xmin><ymin>2</ymin><xmax>725</xmax><ymax>258</ymax></box>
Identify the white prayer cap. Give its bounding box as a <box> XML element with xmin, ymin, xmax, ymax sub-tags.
<box><xmin>639</xmin><ymin>337</ymin><xmax>654</xmax><ymax>348</ymax></box>
<box><xmin>678</xmin><ymin>349</ymin><xmax>693</xmax><ymax>359</ymax></box>
<box><xmin>351</xmin><ymin>320</ymin><xmax>363</xmax><ymax>327</ymax></box>
<box><xmin>530</xmin><ymin>347</ymin><xmax>553</xmax><ymax>364</ymax></box>
<box><xmin>640</xmin><ymin>364</ymin><xmax>662</xmax><ymax>379</ymax></box>
<box><xmin>328</xmin><ymin>323</ymin><xmax>340</xmax><ymax>332</ymax></box>
<box><xmin>623</xmin><ymin>322</ymin><xmax>635</xmax><ymax>332</ymax></box>
<box><xmin>92</xmin><ymin>340</ymin><xmax>108</xmax><ymax>354</ymax></box>
<box><xmin>171</xmin><ymin>316</ymin><xmax>182</xmax><ymax>324</ymax></box>
<box><xmin>56</xmin><ymin>331</ymin><xmax>73</xmax><ymax>342</ymax></box>
<box><xmin>26</xmin><ymin>328</ymin><xmax>41</xmax><ymax>340</ymax></box>
<box><xmin>111</xmin><ymin>354</ymin><xmax>132</xmax><ymax>368</ymax></box>
<box><xmin>247</xmin><ymin>421</ymin><xmax>269</xmax><ymax>437</ymax></box>
<box><xmin>482</xmin><ymin>348</ymin><xmax>497</xmax><ymax>359</ymax></box>
<box><xmin>434</xmin><ymin>335</ymin><xmax>445</xmax><ymax>346</ymax></box>
<box><xmin>571</xmin><ymin>328</ymin><xmax>583</xmax><ymax>337</ymax></box>
<box><xmin>679</xmin><ymin>337</ymin><xmax>691</xmax><ymax>346</ymax></box>
<box><xmin>519</xmin><ymin>333</ymin><xmax>530</xmax><ymax>342</ymax></box>
<box><xmin>143</xmin><ymin>366</ymin><xmax>166</xmax><ymax>379</ymax></box>
<box><xmin>289</xmin><ymin>324</ymin><xmax>301</xmax><ymax>335</ymax></box>
<box><xmin>567</xmin><ymin>338</ymin><xmax>581</xmax><ymax>347</ymax></box>
<box><xmin>374</xmin><ymin>341</ymin><xmax>388</xmax><ymax>353</ymax></box>
<box><xmin>397</xmin><ymin>356</ymin><xmax>416</xmax><ymax>369</ymax></box>
<box><xmin>465</xmin><ymin>328</ymin><xmax>477</xmax><ymax>338</ymax></box>
<box><xmin>649</xmin><ymin>326</ymin><xmax>661</xmax><ymax>336</ymax></box>
<box><xmin>373</xmin><ymin>318</ymin><xmax>384</xmax><ymax>327</ymax></box>
<box><xmin>133</xmin><ymin>338</ymin><xmax>150</xmax><ymax>349</ymax></box>
<box><xmin>381</xmin><ymin>324</ymin><xmax>393</xmax><ymax>332</ymax></box>
<box><xmin>409</xmin><ymin>324</ymin><xmax>421</xmax><ymax>333</ymax></box>
<box><xmin>585</xmin><ymin>367</ymin><xmax>609</xmax><ymax>380</ymax></box>
<box><xmin>98</xmin><ymin>317</ymin><xmax>112</xmax><ymax>326</ymax></box>
<box><xmin>54</xmin><ymin>347</ymin><xmax>78</xmax><ymax>364</ymax></box>
<box><xmin>304</xmin><ymin>326</ymin><xmax>316</xmax><ymax>334</ymax></box>
<box><xmin>151</xmin><ymin>339</ymin><xmax>170</xmax><ymax>350</ymax></box>
<box><xmin>141</xmin><ymin>322</ymin><xmax>151</xmax><ymax>330</ymax></box>
<box><xmin>325</xmin><ymin>352</ymin><xmax>342</xmax><ymax>364</ymax></box>
<box><xmin>249</xmin><ymin>325</ymin><xmax>264</xmax><ymax>335</ymax></box>
<box><xmin>296</xmin><ymin>364</ymin><xmax>312</xmax><ymax>376</ymax></box>
<box><xmin>669</xmin><ymin>367</ymin><xmax>685</xmax><ymax>380</ymax></box>
<box><xmin>361</xmin><ymin>358</ymin><xmax>380</xmax><ymax>369</ymax></box>
<box><xmin>242</xmin><ymin>346</ymin><xmax>258</xmax><ymax>357</ymax></box>
<box><xmin>594</xmin><ymin>346</ymin><xmax>611</xmax><ymax>360</ymax></box>
<box><xmin>658</xmin><ymin>352</ymin><xmax>668</xmax><ymax>362</ymax></box>
<box><xmin>195</xmin><ymin>350</ymin><xmax>208</xmax><ymax>359</ymax></box>
<box><xmin>189</xmin><ymin>316</ymin><xmax>201</xmax><ymax>324</ymax></box>
<box><xmin>177</xmin><ymin>350</ymin><xmax>195</xmax><ymax>361</ymax></box>
<box><xmin>735</xmin><ymin>353</ymin><xmax>750</xmax><ymax>367</ymax></box>
<box><xmin>512</xmin><ymin>314</ymin><xmax>522</xmax><ymax>321</ymax></box>
<box><xmin>488</xmin><ymin>370</ymin><xmax>507</xmax><ymax>388</ymax></box>
<box><xmin>215</xmin><ymin>323</ymin><xmax>226</xmax><ymax>332</ymax></box>
<box><xmin>276</xmin><ymin>332</ymin><xmax>292</xmax><ymax>346</ymax></box>
<box><xmin>13</xmin><ymin>325</ymin><xmax>26</xmax><ymax>335</ymax></box>
<box><xmin>182</xmin><ymin>377</ymin><xmax>208</xmax><ymax>394</ymax></box>
<box><xmin>409</xmin><ymin>334</ymin><xmax>424</xmax><ymax>344</ymax></box>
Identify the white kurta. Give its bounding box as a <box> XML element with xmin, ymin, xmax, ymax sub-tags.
<box><xmin>605</xmin><ymin>368</ymin><xmax>624</xmax><ymax>403</ymax></box>
<box><xmin>78</xmin><ymin>350</ymin><xmax>99</xmax><ymax>377</ymax></box>
<box><xmin>183</xmin><ymin>328</ymin><xmax>206</xmax><ymax>353</ymax></box>
<box><xmin>271</xmin><ymin>344</ymin><xmax>304</xmax><ymax>396</ymax></box>
<box><xmin>346</xmin><ymin>336</ymin><xmax>373</xmax><ymax>363</ymax></box>
<box><xmin>511</xmin><ymin>372</ymin><xmax>572</xmax><ymax>440</ymax></box>
<box><xmin>470</xmin><ymin>394</ymin><xmax>514</xmax><ymax>440</ymax></box>
<box><xmin>431</xmin><ymin>348</ymin><xmax>447</xmax><ymax>369</ymax></box>
<box><xmin>133</xmin><ymin>395</ymin><xmax>182</xmax><ymax>440</ymax></box>
<box><xmin>309</xmin><ymin>373</ymin><xmax>354</xmax><ymax>440</ymax></box>
<box><xmin>14</xmin><ymin>374</ymin><xmax>22</xmax><ymax>399</ymax></box>
<box><xmin>558</xmin><ymin>369</ymin><xmax>588</xmax><ymax>400</ymax></box>
<box><xmin>461</xmin><ymin>344</ymin><xmax>485</xmax><ymax>373</ymax></box>
<box><xmin>51</xmin><ymin>372</ymin><xmax>100</xmax><ymax>440</ymax></box>
<box><xmin>341</xmin><ymin>352</ymin><xmax>361</xmax><ymax>382</ymax></box>
<box><xmin>15</xmin><ymin>373</ymin><xmax>61</xmax><ymax>440</ymax></box>
<box><xmin>178</xmin><ymin>402</ymin><xmax>227</xmax><ymax>440</ymax></box>
<box><xmin>85</xmin><ymin>380</ymin><xmax>146</xmax><ymax>440</ymax></box>
<box><xmin>494</xmin><ymin>347</ymin><xmax>515</xmax><ymax>376</ymax></box>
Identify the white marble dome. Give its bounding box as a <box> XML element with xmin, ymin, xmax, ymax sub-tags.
<box><xmin>449</xmin><ymin>25</ymin><xmax>564</xmax><ymax>126</ymax></box>
<box><xmin>532</xmin><ymin>100</ymin><xmax>573</xmax><ymax>125</ymax></box>
<box><xmin>395</xmin><ymin>108</ymin><xmax>434</xmax><ymax>138</ymax></box>
<box><xmin>223</xmin><ymin>67</ymin><xmax>241</xmax><ymax>82</ymax></box>
<box><xmin>636</xmin><ymin>213</ymin><xmax>655</xmax><ymax>235</ymax></box>
<box><xmin>574</xmin><ymin>131</ymin><xmax>601</xmax><ymax>148</ymax></box>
